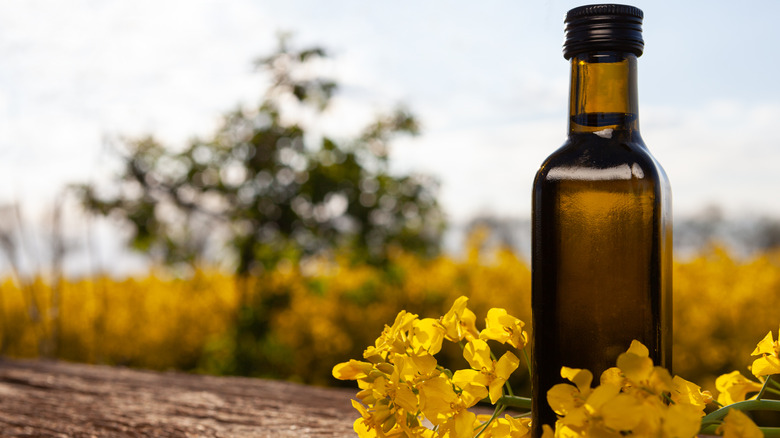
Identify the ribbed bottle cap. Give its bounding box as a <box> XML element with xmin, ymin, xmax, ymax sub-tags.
<box><xmin>563</xmin><ymin>4</ymin><xmax>644</xmax><ymax>59</ymax></box>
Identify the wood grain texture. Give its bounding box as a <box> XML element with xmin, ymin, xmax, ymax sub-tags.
<box><xmin>0</xmin><ymin>358</ymin><xmax>356</xmax><ymax>437</ymax></box>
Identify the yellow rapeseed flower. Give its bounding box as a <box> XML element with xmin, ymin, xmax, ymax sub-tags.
<box><xmin>545</xmin><ymin>367</ymin><xmax>595</xmax><ymax>429</ymax></box>
<box><xmin>438</xmin><ymin>296</ymin><xmax>479</xmax><ymax>342</ymax></box>
<box><xmin>615</xmin><ymin>341</ymin><xmax>669</xmax><ymax>391</ymax></box>
<box><xmin>670</xmin><ymin>375</ymin><xmax>708</xmax><ymax>412</ymax></box>
<box><xmin>351</xmin><ymin>399</ymin><xmax>379</xmax><ymax>437</ymax></box>
<box><xmin>614</xmin><ymin>340</ymin><xmax>676</xmax><ymax>401</ymax></box>
<box><xmin>341</xmin><ymin>352</ymin><xmax>439</xmax><ymax>436</ymax></box>
<box><xmin>540</xmin><ymin>425</ymin><xmax>556</xmax><ymax>438</ymax></box>
<box><xmin>411</xmin><ymin>317</ymin><xmax>445</xmax><ymax>355</ymax></box>
<box><xmin>750</xmin><ymin>325</ymin><xmax>780</xmax><ymax>378</ymax></box>
<box><xmin>332</xmin><ymin>359</ymin><xmax>375</xmax><ymax>380</ymax></box>
<box><xmin>659</xmin><ymin>402</ymin><xmax>702</xmax><ymax>438</ymax></box>
<box><xmin>419</xmin><ymin>375</ymin><xmax>476</xmax><ymax>437</ymax></box>
<box><xmin>598</xmin><ymin>390</ymin><xmax>646</xmax><ymax>431</ymax></box>
<box><xmin>716</xmin><ymin>408</ymin><xmax>763</xmax><ymax>438</ymax></box>
<box><xmin>392</xmin><ymin>351</ymin><xmax>437</xmax><ymax>384</ymax></box>
<box><xmin>479</xmin><ymin>414</ymin><xmax>532</xmax><ymax>437</ymax></box>
<box><xmin>334</xmin><ymin>310</ymin><xmax>447</xmax><ymax>437</ymax></box>
<box><xmin>479</xmin><ymin>308</ymin><xmax>528</xmax><ymax>349</ymax></box>
<box><xmin>351</xmin><ymin>398</ymin><xmax>397</xmax><ymax>437</ymax></box>
<box><xmin>363</xmin><ymin>310</ymin><xmax>418</xmax><ymax>362</ymax></box>
<box><xmin>546</xmin><ymin>341</ymin><xmax>705</xmax><ymax>437</ymax></box>
<box><xmin>454</xmin><ymin>339</ymin><xmax>519</xmax><ymax>404</ymax></box>
<box><xmin>715</xmin><ymin>370</ymin><xmax>764</xmax><ymax>405</ymax></box>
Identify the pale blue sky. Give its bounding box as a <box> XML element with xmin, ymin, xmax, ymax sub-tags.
<box><xmin>2</xmin><ymin>0</ymin><xmax>779</xmax><ymax>229</ymax></box>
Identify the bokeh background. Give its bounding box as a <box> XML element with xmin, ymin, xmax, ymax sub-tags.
<box><xmin>1</xmin><ymin>0</ymin><xmax>779</xmax><ymax>395</ymax></box>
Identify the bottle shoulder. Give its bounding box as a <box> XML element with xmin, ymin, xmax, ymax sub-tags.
<box><xmin>535</xmin><ymin>131</ymin><xmax>669</xmax><ymax>185</ymax></box>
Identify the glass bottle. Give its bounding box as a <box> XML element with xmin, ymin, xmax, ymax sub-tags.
<box><xmin>531</xmin><ymin>4</ymin><xmax>672</xmax><ymax>433</ymax></box>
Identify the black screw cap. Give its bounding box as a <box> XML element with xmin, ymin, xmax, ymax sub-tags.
<box><xmin>563</xmin><ymin>4</ymin><xmax>644</xmax><ymax>59</ymax></box>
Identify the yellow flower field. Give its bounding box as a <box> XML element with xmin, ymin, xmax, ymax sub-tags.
<box><xmin>0</xmin><ymin>239</ymin><xmax>778</xmax><ymax>394</ymax></box>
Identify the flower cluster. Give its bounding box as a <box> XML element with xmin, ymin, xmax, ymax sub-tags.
<box><xmin>704</xmin><ymin>325</ymin><xmax>780</xmax><ymax>437</ymax></box>
<box><xmin>332</xmin><ymin>296</ymin><xmax>531</xmax><ymax>437</ymax></box>
<box><xmin>545</xmin><ymin>340</ymin><xmax>707</xmax><ymax>437</ymax></box>
<box><xmin>334</xmin><ymin>295</ymin><xmax>779</xmax><ymax>437</ymax></box>
<box><xmin>751</xmin><ymin>325</ymin><xmax>780</xmax><ymax>378</ymax></box>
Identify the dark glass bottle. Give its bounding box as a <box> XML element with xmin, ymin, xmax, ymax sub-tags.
<box><xmin>531</xmin><ymin>4</ymin><xmax>672</xmax><ymax>433</ymax></box>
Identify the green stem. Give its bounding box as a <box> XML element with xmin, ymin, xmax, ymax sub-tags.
<box><xmin>769</xmin><ymin>375</ymin><xmax>780</xmax><ymax>391</ymax></box>
<box><xmin>761</xmin><ymin>428</ymin><xmax>780</xmax><ymax>438</ymax></box>
<box><xmin>522</xmin><ymin>348</ymin><xmax>533</xmax><ymax>380</ymax></box>
<box><xmin>700</xmin><ymin>425</ymin><xmax>780</xmax><ymax>438</ymax></box>
<box><xmin>474</xmin><ymin>403</ymin><xmax>505</xmax><ymax>438</ymax></box>
<box><xmin>504</xmin><ymin>380</ymin><xmax>515</xmax><ymax>397</ymax></box>
<box><xmin>757</xmin><ymin>375</ymin><xmax>773</xmax><ymax>400</ymax></box>
<box><xmin>497</xmin><ymin>395</ymin><xmax>533</xmax><ymax>411</ymax></box>
<box><xmin>699</xmin><ymin>399</ymin><xmax>780</xmax><ymax>431</ymax></box>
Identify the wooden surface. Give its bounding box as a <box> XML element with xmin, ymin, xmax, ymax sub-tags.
<box><xmin>0</xmin><ymin>358</ymin><xmax>357</xmax><ymax>437</ymax></box>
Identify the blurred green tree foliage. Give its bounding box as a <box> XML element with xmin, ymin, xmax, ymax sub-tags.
<box><xmin>75</xmin><ymin>40</ymin><xmax>445</xmax><ymax>275</ymax></box>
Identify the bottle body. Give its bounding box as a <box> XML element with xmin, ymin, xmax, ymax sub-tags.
<box><xmin>530</xmin><ymin>51</ymin><xmax>672</xmax><ymax>432</ymax></box>
<box><xmin>531</xmin><ymin>130</ymin><xmax>672</xmax><ymax>429</ymax></box>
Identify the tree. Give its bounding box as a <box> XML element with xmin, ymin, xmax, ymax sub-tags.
<box><xmin>75</xmin><ymin>39</ymin><xmax>445</xmax><ymax>275</ymax></box>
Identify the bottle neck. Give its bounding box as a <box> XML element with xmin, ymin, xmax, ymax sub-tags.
<box><xmin>568</xmin><ymin>51</ymin><xmax>639</xmax><ymax>135</ymax></box>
